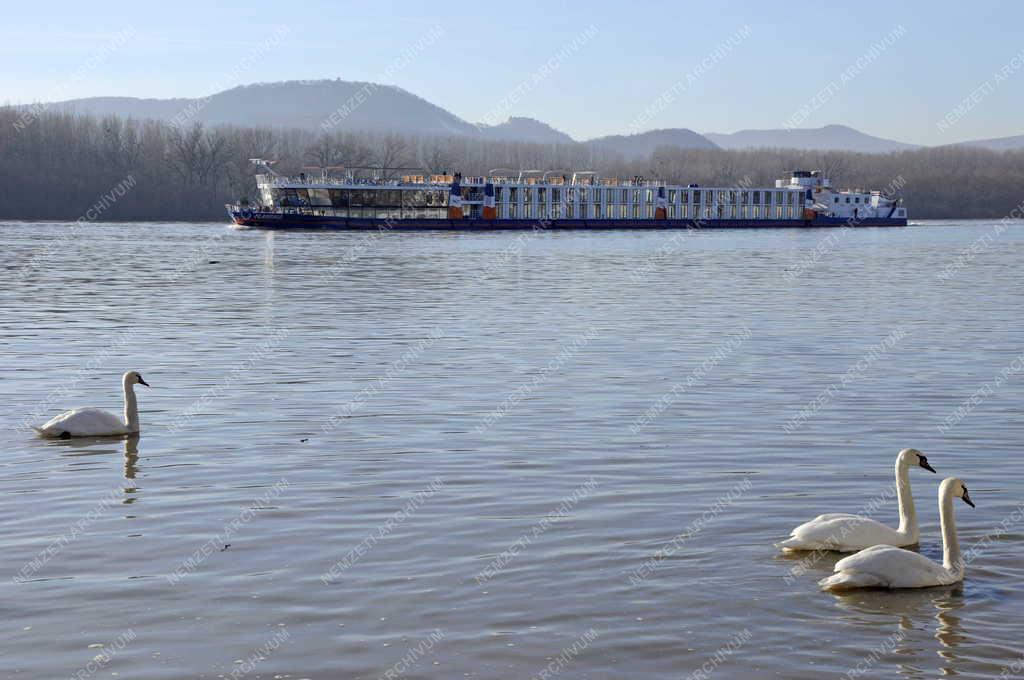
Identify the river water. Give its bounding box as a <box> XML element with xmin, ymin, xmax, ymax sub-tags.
<box><xmin>2</xmin><ymin>220</ymin><xmax>1022</xmax><ymax>679</ymax></box>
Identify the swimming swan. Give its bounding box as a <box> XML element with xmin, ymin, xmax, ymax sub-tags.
<box><xmin>33</xmin><ymin>371</ymin><xmax>150</xmax><ymax>438</ymax></box>
<box><xmin>819</xmin><ymin>478</ymin><xmax>975</xmax><ymax>590</ymax></box>
<box><xmin>776</xmin><ymin>448</ymin><xmax>936</xmax><ymax>552</ymax></box>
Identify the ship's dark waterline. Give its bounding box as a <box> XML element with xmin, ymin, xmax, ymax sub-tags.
<box><xmin>227</xmin><ymin>212</ymin><xmax>908</xmax><ymax>230</ymax></box>
<box><xmin>2</xmin><ymin>220</ymin><xmax>1021</xmax><ymax>679</ymax></box>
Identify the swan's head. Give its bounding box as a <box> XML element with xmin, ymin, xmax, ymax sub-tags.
<box><xmin>123</xmin><ymin>370</ymin><xmax>150</xmax><ymax>388</ymax></box>
<box><xmin>898</xmin><ymin>448</ymin><xmax>936</xmax><ymax>473</ymax></box>
<box><xmin>941</xmin><ymin>477</ymin><xmax>975</xmax><ymax>508</ymax></box>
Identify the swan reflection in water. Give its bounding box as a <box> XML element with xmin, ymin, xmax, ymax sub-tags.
<box><xmin>831</xmin><ymin>585</ymin><xmax>966</xmax><ymax>677</ymax></box>
<box><xmin>47</xmin><ymin>434</ymin><xmax>142</xmax><ymax>499</ymax></box>
<box><xmin>123</xmin><ymin>435</ymin><xmax>140</xmax><ymax>481</ymax></box>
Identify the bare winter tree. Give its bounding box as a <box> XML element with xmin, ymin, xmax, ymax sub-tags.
<box><xmin>373</xmin><ymin>133</ymin><xmax>411</xmax><ymax>178</ymax></box>
<box><xmin>305</xmin><ymin>135</ymin><xmax>338</xmax><ymax>168</ymax></box>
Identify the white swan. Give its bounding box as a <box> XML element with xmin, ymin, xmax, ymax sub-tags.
<box><xmin>776</xmin><ymin>448</ymin><xmax>936</xmax><ymax>552</ymax></box>
<box><xmin>820</xmin><ymin>478</ymin><xmax>975</xmax><ymax>590</ymax></box>
<box><xmin>33</xmin><ymin>371</ymin><xmax>150</xmax><ymax>438</ymax></box>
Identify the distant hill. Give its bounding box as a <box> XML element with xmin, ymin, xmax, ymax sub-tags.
<box><xmin>949</xmin><ymin>134</ymin><xmax>1024</xmax><ymax>152</ymax></box>
<box><xmin>586</xmin><ymin>128</ymin><xmax>719</xmax><ymax>159</ymax></box>
<box><xmin>704</xmin><ymin>124</ymin><xmax>918</xmax><ymax>153</ymax></box>
<box><xmin>43</xmin><ymin>81</ymin><xmax>586</xmax><ymax>144</ymax></box>
<box><xmin>478</xmin><ymin>117</ymin><xmax>574</xmax><ymax>144</ymax></box>
<box><xmin>46</xmin><ymin>80</ymin><xmax>480</xmax><ymax>137</ymax></box>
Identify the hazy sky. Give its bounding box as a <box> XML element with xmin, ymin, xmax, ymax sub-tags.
<box><xmin>4</xmin><ymin>0</ymin><xmax>1022</xmax><ymax>145</ymax></box>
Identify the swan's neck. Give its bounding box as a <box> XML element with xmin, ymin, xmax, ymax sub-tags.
<box><xmin>940</xmin><ymin>488</ymin><xmax>962</xmax><ymax>575</ymax></box>
<box><xmin>123</xmin><ymin>382</ymin><xmax>140</xmax><ymax>432</ymax></box>
<box><xmin>895</xmin><ymin>459</ymin><xmax>917</xmax><ymax>537</ymax></box>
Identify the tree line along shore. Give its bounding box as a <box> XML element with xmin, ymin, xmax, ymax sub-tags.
<box><xmin>2</xmin><ymin>107</ymin><xmax>1022</xmax><ymax>222</ymax></box>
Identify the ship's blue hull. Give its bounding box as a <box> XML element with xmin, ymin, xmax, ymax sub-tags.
<box><xmin>227</xmin><ymin>210</ymin><xmax>907</xmax><ymax>230</ymax></box>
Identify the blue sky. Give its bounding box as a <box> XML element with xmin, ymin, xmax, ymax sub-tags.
<box><xmin>3</xmin><ymin>0</ymin><xmax>1022</xmax><ymax>145</ymax></box>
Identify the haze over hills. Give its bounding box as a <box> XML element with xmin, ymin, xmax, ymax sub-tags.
<box><xmin>477</xmin><ymin>117</ymin><xmax>574</xmax><ymax>144</ymax></box>
<box><xmin>948</xmin><ymin>134</ymin><xmax>1024</xmax><ymax>152</ymax></box>
<box><xmin>26</xmin><ymin>79</ymin><xmax>1024</xmax><ymax>153</ymax></box>
<box><xmin>586</xmin><ymin>129</ymin><xmax>719</xmax><ymax>158</ymax></box>
<box><xmin>704</xmin><ymin>125</ymin><xmax>920</xmax><ymax>153</ymax></box>
<box><xmin>48</xmin><ymin>81</ymin><xmax>480</xmax><ymax>137</ymax></box>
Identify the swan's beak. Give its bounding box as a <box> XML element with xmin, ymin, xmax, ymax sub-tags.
<box><xmin>961</xmin><ymin>490</ymin><xmax>975</xmax><ymax>508</ymax></box>
<box><xmin>138</xmin><ymin>377</ymin><xmax>150</xmax><ymax>387</ymax></box>
<box><xmin>919</xmin><ymin>457</ymin><xmax>936</xmax><ymax>473</ymax></box>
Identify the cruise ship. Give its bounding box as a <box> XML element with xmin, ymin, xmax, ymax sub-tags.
<box><xmin>226</xmin><ymin>161</ymin><xmax>907</xmax><ymax>229</ymax></box>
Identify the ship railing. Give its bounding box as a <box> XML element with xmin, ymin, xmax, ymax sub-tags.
<box><xmin>261</xmin><ymin>174</ymin><xmax>678</xmax><ymax>190</ymax></box>
<box><xmin>260</xmin><ymin>175</ymin><xmax>456</xmax><ymax>188</ymax></box>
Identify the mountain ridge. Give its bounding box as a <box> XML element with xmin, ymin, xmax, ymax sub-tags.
<box><xmin>23</xmin><ymin>79</ymin><xmax>1024</xmax><ymax>153</ymax></box>
<box><xmin>704</xmin><ymin>124</ymin><xmax>919</xmax><ymax>153</ymax></box>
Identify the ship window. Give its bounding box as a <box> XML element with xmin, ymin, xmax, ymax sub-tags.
<box><xmin>289</xmin><ymin>188</ymin><xmax>309</xmax><ymax>206</ymax></box>
<box><xmin>752</xmin><ymin>190</ymin><xmax>760</xmax><ymax>203</ymax></box>
<box><xmin>552</xmin><ymin>188</ymin><xmax>560</xmax><ymax>202</ymax></box>
<box><xmin>846</xmin><ymin>197</ymin><xmax>851</xmax><ymax>203</ymax></box>
<box><xmin>693</xmin><ymin>189</ymin><xmax>701</xmax><ymax>203</ymax></box>
<box><xmin>854</xmin><ymin>197</ymin><xmax>860</xmax><ymax>203</ymax></box>
<box><xmin>835</xmin><ymin>196</ymin><xmax>840</xmax><ymax>203</ymax></box>
<box><xmin>403</xmin><ymin>190</ymin><xmax>425</xmax><ymax>207</ymax></box>
<box><xmin>308</xmin><ymin>189</ymin><xmax>331</xmax><ymax>207</ymax></box>
<box><xmin>668</xmin><ymin>189</ymin><xmax>676</xmax><ymax>203</ymax></box>
<box><xmin>329</xmin><ymin>189</ymin><xmax>349</xmax><ymax>208</ymax></box>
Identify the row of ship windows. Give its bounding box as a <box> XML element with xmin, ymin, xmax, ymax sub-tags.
<box><xmin>494</xmin><ymin>204</ymin><xmax>802</xmax><ymax>219</ymax></box>
<box><xmin>266</xmin><ymin>187</ymin><xmax>804</xmax><ymax>208</ymax></box>
<box><xmin>276</xmin><ymin>205</ymin><xmax>804</xmax><ymax>220</ymax></box>
<box><xmin>494</xmin><ymin>187</ymin><xmax>802</xmax><ymax>206</ymax></box>
<box><xmin>836</xmin><ymin>195</ymin><xmax>871</xmax><ymax>204</ymax></box>
<box><xmin>269</xmin><ymin>188</ymin><xmax>450</xmax><ymax>208</ymax></box>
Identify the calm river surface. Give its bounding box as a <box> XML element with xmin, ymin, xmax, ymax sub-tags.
<box><xmin>2</xmin><ymin>220</ymin><xmax>1022</xmax><ymax>679</ymax></box>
